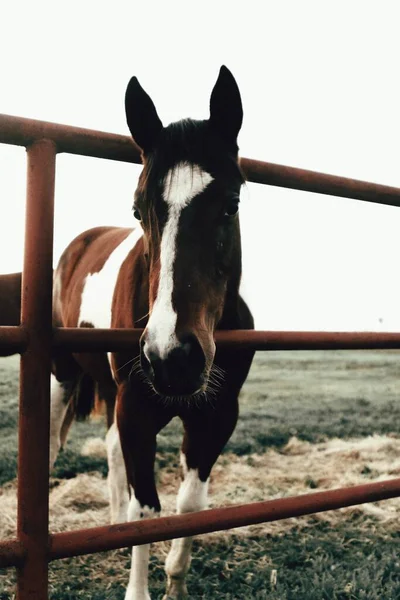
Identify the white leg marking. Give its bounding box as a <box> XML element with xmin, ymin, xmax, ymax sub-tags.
<box><xmin>145</xmin><ymin>163</ymin><xmax>213</xmax><ymax>359</ymax></box>
<box><xmin>78</xmin><ymin>228</ymin><xmax>143</xmax><ymax>329</ymax></box>
<box><xmin>164</xmin><ymin>454</ymin><xmax>209</xmax><ymax>598</ymax></box>
<box><xmin>106</xmin><ymin>422</ymin><xmax>129</xmax><ymax>524</ymax></box>
<box><xmin>49</xmin><ymin>375</ymin><xmax>70</xmax><ymax>470</ymax></box>
<box><xmin>125</xmin><ymin>496</ymin><xmax>157</xmax><ymax>600</ymax></box>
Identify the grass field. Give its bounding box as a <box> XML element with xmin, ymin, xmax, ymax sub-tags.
<box><xmin>0</xmin><ymin>351</ymin><xmax>399</xmax><ymax>599</ymax></box>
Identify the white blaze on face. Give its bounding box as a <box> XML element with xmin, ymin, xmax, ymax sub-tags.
<box><xmin>145</xmin><ymin>162</ymin><xmax>213</xmax><ymax>359</ymax></box>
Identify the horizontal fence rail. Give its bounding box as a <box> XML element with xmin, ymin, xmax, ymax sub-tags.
<box><xmin>2</xmin><ymin>113</ymin><xmax>400</xmax><ymax>207</ymax></box>
<box><xmin>1</xmin><ymin>477</ymin><xmax>399</xmax><ymax>568</ymax></box>
<box><xmin>1</xmin><ymin>113</ymin><xmax>400</xmax><ymax>599</ymax></box>
<box><xmin>49</xmin><ymin>328</ymin><xmax>400</xmax><ymax>350</ymax></box>
<box><xmin>4</xmin><ymin>327</ymin><xmax>400</xmax><ymax>354</ymax></box>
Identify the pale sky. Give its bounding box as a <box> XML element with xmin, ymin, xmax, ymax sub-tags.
<box><xmin>1</xmin><ymin>1</ymin><xmax>400</xmax><ymax>331</ymax></box>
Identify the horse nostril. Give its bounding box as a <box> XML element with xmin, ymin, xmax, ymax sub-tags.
<box><xmin>140</xmin><ymin>334</ymin><xmax>206</xmax><ymax>396</ymax></box>
<box><xmin>181</xmin><ymin>341</ymin><xmax>191</xmax><ymax>356</ymax></box>
<box><xmin>140</xmin><ymin>337</ymin><xmax>155</xmax><ymax>376</ymax></box>
<box><xmin>177</xmin><ymin>334</ymin><xmax>206</xmax><ymax>372</ymax></box>
<box><xmin>139</xmin><ymin>336</ymin><xmax>147</xmax><ymax>360</ymax></box>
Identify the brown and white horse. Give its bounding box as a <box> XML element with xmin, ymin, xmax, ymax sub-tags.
<box><xmin>0</xmin><ymin>272</ymin><xmax>21</xmax><ymax>327</ymax></box>
<box><xmin>0</xmin><ymin>272</ymin><xmax>21</xmax><ymax>355</ymax></box>
<box><xmin>51</xmin><ymin>66</ymin><xmax>254</xmax><ymax>600</ymax></box>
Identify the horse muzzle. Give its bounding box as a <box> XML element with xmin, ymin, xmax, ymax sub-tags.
<box><xmin>140</xmin><ymin>333</ymin><xmax>208</xmax><ymax>397</ymax></box>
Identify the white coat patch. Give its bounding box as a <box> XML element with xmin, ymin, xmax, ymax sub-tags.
<box><xmin>145</xmin><ymin>163</ymin><xmax>213</xmax><ymax>358</ymax></box>
<box><xmin>125</xmin><ymin>495</ymin><xmax>157</xmax><ymax>600</ymax></box>
<box><xmin>78</xmin><ymin>228</ymin><xmax>142</xmax><ymax>329</ymax></box>
<box><xmin>177</xmin><ymin>453</ymin><xmax>209</xmax><ymax>513</ymax></box>
<box><xmin>164</xmin><ymin>454</ymin><xmax>209</xmax><ymax>590</ymax></box>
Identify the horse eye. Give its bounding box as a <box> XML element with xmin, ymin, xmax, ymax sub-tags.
<box><xmin>224</xmin><ymin>199</ymin><xmax>239</xmax><ymax>217</ymax></box>
<box><xmin>133</xmin><ymin>208</ymin><xmax>142</xmax><ymax>221</ymax></box>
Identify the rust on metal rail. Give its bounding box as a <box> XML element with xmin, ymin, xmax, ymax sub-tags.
<box><xmin>1</xmin><ymin>113</ymin><xmax>400</xmax><ymax>207</ymax></box>
<box><xmin>48</xmin><ymin>477</ymin><xmax>400</xmax><ymax>560</ymax></box>
<box><xmin>0</xmin><ymin>539</ymin><xmax>25</xmax><ymax>569</ymax></box>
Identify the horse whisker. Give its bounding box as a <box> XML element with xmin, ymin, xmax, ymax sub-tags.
<box><xmin>116</xmin><ymin>356</ymin><xmax>140</xmax><ymax>373</ymax></box>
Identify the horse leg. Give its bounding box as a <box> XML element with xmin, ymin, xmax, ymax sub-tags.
<box><xmin>97</xmin><ymin>378</ymin><xmax>127</xmax><ymax>524</ymax></box>
<box><xmin>94</xmin><ymin>381</ymin><xmax>117</xmax><ymax>429</ymax></box>
<box><xmin>116</xmin><ymin>383</ymin><xmax>172</xmax><ymax>600</ymax></box>
<box><xmin>163</xmin><ymin>453</ymin><xmax>209</xmax><ymax>600</ymax></box>
<box><xmin>59</xmin><ymin>397</ymin><xmax>75</xmax><ymax>449</ymax></box>
<box><xmin>106</xmin><ymin>421</ymin><xmax>129</xmax><ymax>524</ymax></box>
<box><xmin>49</xmin><ymin>375</ymin><xmax>73</xmax><ymax>470</ymax></box>
<box><xmin>164</xmin><ymin>399</ymin><xmax>239</xmax><ymax>600</ymax></box>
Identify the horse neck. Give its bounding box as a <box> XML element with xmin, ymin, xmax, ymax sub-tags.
<box><xmin>218</xmin><ymin>243</ymin><xmax>243</xmax><ymax>328</ymax></box>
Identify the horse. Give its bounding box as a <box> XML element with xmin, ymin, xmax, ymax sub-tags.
<box><xmin>0</xmin><ymin>272</ymin><xmax>21</xmax><ymax>355</ymax></box>
<box><xmin>0</xmin><ymin>272</ymin><xmax>21</xmax><ymax>328</ymax></box>
<box><xmin>51</xmin><ymin>65</ymin><xmax>255</xmax><ymax>600</ymax></box>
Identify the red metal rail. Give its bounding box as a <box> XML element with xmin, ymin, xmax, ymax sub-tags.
<box><xmin>6</xmin><ymin>326</ymin><xmax>400</xmax><ymax>355</ymax></box>
<box><xmin>1</xmin><ymin>477</ymin><xmax>400</xmax><ymax>569</ymax></box>
<box><xmin>0</xmin><ymin>113</ymin><xmax>400</xmax><ymax>599</ymax></box>
<box><xmin>52</xmin><ymin>328</ymin><xmax>400</xmax><ymax>351</ymax></box>
<box><xmin>17</xmin><ymin>140</ymin><xmax>56</xmax><ymax>599</ymax></box>
<box><xmin>2</xmin><ymin>113</ymin><xmax>400</xmax><ymax>207</ymax></box>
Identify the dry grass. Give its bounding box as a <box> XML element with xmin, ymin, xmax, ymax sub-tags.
<box><xmin>1</xmin><ymin>352</ymin><xmax>400</xmax><ymax>598</ymax></box>
<box><xmin>1</xmin><ymin>434</ymin><xmax>398</xmax><ymax>544</ymax></box>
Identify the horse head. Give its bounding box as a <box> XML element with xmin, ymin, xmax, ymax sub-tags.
<box><xmin>125</xmin><ymin>66</ymin><xmax>244</xmax><ymax>398</ymax></box>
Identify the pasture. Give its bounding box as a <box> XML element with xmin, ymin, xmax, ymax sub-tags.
<box><xmin>0</xmin><ymin>350</ymin><xmax>399</xmax><ymax>599</ymax></box>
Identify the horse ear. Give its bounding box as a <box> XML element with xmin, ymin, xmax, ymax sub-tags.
<box><xmin>125</xmin><ymin>76</ymin><xmax>163</xmax><ymax>153</ymax></box>
<box><xmin>209</xmin><ymin>66</ymin><xmax>243</xmax><ymax>145</ymax></box>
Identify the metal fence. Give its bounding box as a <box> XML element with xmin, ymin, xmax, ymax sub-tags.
<box><xmin>0</xmin><ymin>113</ymin><xmax>400</xmax><ymax>599</ymax></box>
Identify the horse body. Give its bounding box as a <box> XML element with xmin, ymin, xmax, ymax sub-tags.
<box><xmin>51</xmin><ymin>66</ymin><xmax>254</xmax><ymax>600</ymax></box>
<box><xmin>0</xmin><ymin>272</ymin><xmax>21</xmax><ymax>355</ymax></box>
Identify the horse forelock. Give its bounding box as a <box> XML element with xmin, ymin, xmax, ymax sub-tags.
<box><xmin>139</xmin><ymin>118</ymin><xmax>244</xmax><ymax>189</ymax></box>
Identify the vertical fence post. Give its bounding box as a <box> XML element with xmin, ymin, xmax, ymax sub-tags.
<box><xmin>17</xmin><ymin>139</ymin><xmax>56</xmax><ymax>600</ymax></box>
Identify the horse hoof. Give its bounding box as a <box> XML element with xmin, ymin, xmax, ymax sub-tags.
<box><xmin>162</xmin><ymin>579</ymin><xmax>188</xmax><ymax>600</ymax></box>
